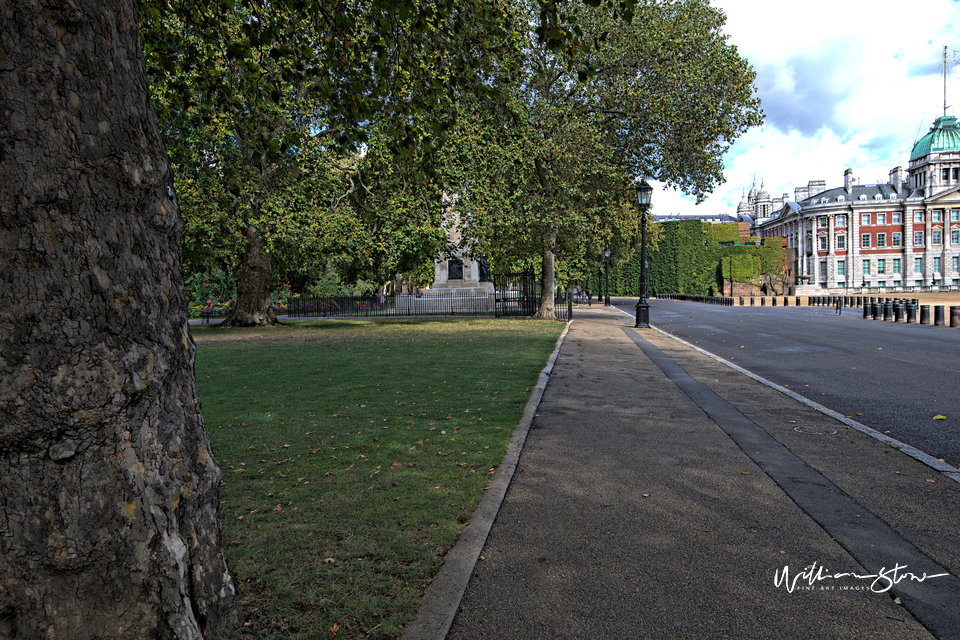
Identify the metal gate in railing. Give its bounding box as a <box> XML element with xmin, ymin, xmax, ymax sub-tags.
<box><xmin>493</xmin><ymin>271</ymin><xmax>541</xmax><ymax>318</ymax></box>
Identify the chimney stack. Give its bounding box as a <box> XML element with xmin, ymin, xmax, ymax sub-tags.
<box><xmin>889</xmin><ymin>166</ymin><xmax>903</xmax><ymax>193</ymax></box>
<box><xmin>844</xmin><ymin>168</ymin><xmax>854</xmax><ymax>193</ymax></box>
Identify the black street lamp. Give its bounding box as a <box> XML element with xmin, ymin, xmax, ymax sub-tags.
<box><xmin>604</xmin><ymin>246</ymin><xmax>611</xmax><ymax>306</ymax></box>
<box><xmin>635</xmin><ymin>179</ymin><xmax>653</xmax><ymax>328</ymax></box>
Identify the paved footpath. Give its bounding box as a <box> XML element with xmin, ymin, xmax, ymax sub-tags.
<box><xmin>413</xmin><ymin>306</ymin><xmax>960</xmax><ymax>640</ymax></box>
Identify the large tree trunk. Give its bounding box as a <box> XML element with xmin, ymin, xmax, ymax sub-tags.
<box><xmin>534</xmin><ymin>231</ymin><xmax>557</xmax><ymax>319</ymax></box>
<box><xmin>220</xmin><ymin>224</ymin><xmax>279</xmax><ymax>327</ymax></box>
<box><xmin>0</xmin><ymin>1</ymin><xmax>241</xmax><ymax>638</ymax></box>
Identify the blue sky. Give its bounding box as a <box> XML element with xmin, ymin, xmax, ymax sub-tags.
<box><xmin>654</xmin><ymin>0</ymin><xmax>960</xmax><ymax>216</ymax></box>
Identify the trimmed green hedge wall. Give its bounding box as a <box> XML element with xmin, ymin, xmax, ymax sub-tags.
<box><xmin>582</xmin><ymin>222</ymin><xmax>785</xmax><ymax>297</ymax></box>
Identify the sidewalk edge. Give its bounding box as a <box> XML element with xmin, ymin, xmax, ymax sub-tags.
<box><xmin>399</xmin><ymin>319</ymin><xmax>573</xmax><ymax>640</ymax></box>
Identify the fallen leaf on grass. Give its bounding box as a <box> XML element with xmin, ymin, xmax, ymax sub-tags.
<box><xmin>392</xmin><ymin>461</ymin><xmax>402</xmax><ymax>467</ymax></box>
<box><xmin>324</xmin><ymin>557</ymin><xmax>335</xmax><ymax>564</ymax></box>
<box><xmin>274</xmin><ymin>505</ymin><xmax>283</xmax><ymax>514</ymax></box>
<box><xmin>933</xmin><ymin>415</ymin><xmax>947</xmax><ymax>420</ymax></box>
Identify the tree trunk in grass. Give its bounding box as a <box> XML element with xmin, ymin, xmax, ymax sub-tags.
<box><xmin>220</xmin><ymin>223</ymin><xmax>279</xmax><ymax>327</ymax></box>
<box><xmin>535</xmin><ymin>231</ymin><xmax>557</xmax><ymax>319</ymax></box>
<box><xmin>0</xmin><ymin>1</ymin><xmax>241</xmax><ymax>637</ymax></box>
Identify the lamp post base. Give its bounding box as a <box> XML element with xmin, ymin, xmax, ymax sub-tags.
<box><xmin>635</xmin><ymin>302</ymin><xmax>650</xmax><ymax>328</ymax></box>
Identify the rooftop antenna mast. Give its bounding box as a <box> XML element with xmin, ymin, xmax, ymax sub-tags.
<box><xmin>945</xmin><ymin>45</ymin><xmax>949</xmax><ymax>117</ymax></box>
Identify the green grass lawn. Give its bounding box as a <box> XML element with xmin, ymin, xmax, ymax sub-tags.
<box><xmin>194</xmin><ymin>317</ymin><xmax>565</xmax><ymax>639</ymax></box>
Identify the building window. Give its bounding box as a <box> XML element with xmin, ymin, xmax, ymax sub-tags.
<box><xmin>942</xmin><ymin>169</ymin><xmax>950</xmax><ymax>182</ymax></box>
<box><xmin>952</xmin><ymin>229</ymin><xmax>959</xmax><ymax>245</ymax></box>
<box><xmin>861</xmin><ymin>234</ymin><xmax>871</xmax><ymax>248</ymax></box>
<box><xmin>893</xmin><ymin>258</ymin><xmax>901</xmax><ymax>274</ymax></box>
<box><xmin>933</xmin><ymin>210</ymin><xmax>943</xmax><ymax>222</ymax></box>
<box><xmin>818</xmin><ymin>216</ymin><xmax>828</xmax><ymax>228</ymax></box>
<box><xmin>878</xmin><ymin>213</ymin><xmax>886</xmax><ymax>224</ymax></box>
<box><xmin>861</xmin><ymin>214</ymin><xmax>871</xmax><ymax>225</ymax></box>
<box><xmin>877</xmin><ymin>259</ymin><xmax>886</xmax><ymax>274</ymax></box>
<box><xmin>892</xmin><ymin>232</ymin><xmax>902</xmax><ymax>247</ymax></box>
<box><xmin>953</xmin><ymin>256</ymin><xmax>959</xmax><ymax>272</ymax></box>
<box><xmin>952</xmin><ymin>210</ymin><xmax>959</xmax><ymax>222</ymax></box>
<box><xmin>877</xmin><ymin>233</ymin><xmax>886</xmax><ymax>248</ymax></box>
<box><xmin>934</xmin><ymin>257</ymin><xmax>942</xmax><ymax>273</ymax></box>
<box><xmin>933</xmin><ymin>230</ymin><xmax>942</xmax><ymax>245</ymax></box>
<box><xmin>862</xmin><ymin>259</ymin><xmax>871</xmax><ymax>275</ymax></box>
<box><xmin>836</xmin><ymin>235</ymin><xmax>846</xmax><ymax>249</ymax></box>
<box><xmin>820</xmin><ymin>261</ymin><xmax>827</xmax><ymax>280</ymax></box>
<box><xmin>836</xmin><ymin>215</ymin><xmax>846</xmax><ymax>227</ymax></box>
<box><xmin>915</xmin><ymin>231</ymin><xmax>924</xmax><ymax>246</ymax></box>
<box><xmin>916</xmin><ymin>280</ymin><xmax>924</xmax><ymax>286</ymax></box>
<box><xmin>914</xmin><ymin>211</ymin><xmax>924</xmax><ymax>223</ymax></box>
<box><xmin>837</xmin><ymin>260</ymin><xmax>846</xmax><ymax>276</ymax></box>
<box><xmin>893</xmin><ymin>212</ymin><xmax>902</xmax><ymax>224</ymax></box>
<box><xmin>915</xmin><ymin>257</ymin><xmax>923</xmax><ymax>272</ymax></box>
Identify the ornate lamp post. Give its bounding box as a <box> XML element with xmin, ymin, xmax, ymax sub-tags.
<box><xmin>635</xmin><ymin>179</ymin><xmax>653</xmax><ymax>328</ymax></box>
<box><xmin>604</xmin><ymin>246</ymin><xmax>611</xmax><ymax>306</ymax></box>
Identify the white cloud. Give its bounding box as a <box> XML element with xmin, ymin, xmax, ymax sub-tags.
<box><xmin>658</xmin><ymin>0</ymin><xmax>960</xmax><ymax>217</ymax></box>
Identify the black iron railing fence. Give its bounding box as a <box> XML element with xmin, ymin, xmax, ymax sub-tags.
<box><xmin>285</xmin><ymin>278</ymin><xmax>572</xmax><ymax>321</ymax></box>
<box><xmin>286</xmin><ymin>293</ymin><xmax>496</xmax><ymax>318</ymax></box>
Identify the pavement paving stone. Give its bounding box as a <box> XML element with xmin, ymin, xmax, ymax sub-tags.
<box><xmin>445</xmin><ymin>307</ymin><xmax>955</xmax><ymax>640</ymax></box>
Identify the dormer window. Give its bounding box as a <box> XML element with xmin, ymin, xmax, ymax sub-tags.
<box><xmin>858</xmin><ymin>194</ymin><xmax>867</xmax><ymax>201</ymax></box>
<box><xmin>874</xmin><ymin>194</ymin><xmax>883</xmax><ymax>200</ymax></box>
<box><xmin>837</xmin><ymin>195</ymin><xmax>846</xmax><ymax>203</ymax></box>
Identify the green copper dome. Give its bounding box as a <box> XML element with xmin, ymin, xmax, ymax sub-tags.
<box><xmin>911</xmin><ymin>115</ymin><xmax>960</xmax><ymax>160</ymax></box>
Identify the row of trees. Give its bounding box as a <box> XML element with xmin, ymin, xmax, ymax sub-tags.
<box><xmin>145</xmin><ymin>0</ymin><xmax>763</xmax><ymax>322</ymax></box>
<box><xmin>1</xmin><ymin>0</ymin><xmax>761</xmax><ymax>636</ymax></box>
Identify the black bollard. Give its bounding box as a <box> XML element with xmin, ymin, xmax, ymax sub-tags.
<box><xmin>863</xmin><ymin>303</ymin><xmax>870</xmax><ymax>319</ymax></box>
<box><xmin>894</xmin><ymin>302</ymin><xmax>904</xmax><ymax>322</ymax></box>
<box><xmin>920</xmin><ymin>305</ymin><xmax>930</xmax><ymax>324</ymax></box>
<box><xmin>951</xmin><ymin>306</ymin><xmax>960</xmax><ymax>327</ymax></box>
<box><xmin>935</xmin><ymin>305</ymin><xmax>945</xmax><ymax>326</ymax></box>
<box><xmin>883</xmin><ymin>301</ymin><xmax>893</xmax><ymax>321</ymax></box>
<box><xmin>906</xmin><ymin>303</ymin><xmax>916</xmax><ymax>323</ymax></box>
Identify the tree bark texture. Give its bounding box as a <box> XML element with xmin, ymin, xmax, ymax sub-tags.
<box><xmin>0</xmin><ymin>1</ymin><xmax>241</xmax><ymax>638</ymax></box>
<box><xmin>535</xmin><ymin>231</ymin><xmax>557</xmax><ymax>319</ymax></box>
<box><xmin>219</xmin><ymin>224</ymin><xmax>278</xmax><ymax>327</ymax></box>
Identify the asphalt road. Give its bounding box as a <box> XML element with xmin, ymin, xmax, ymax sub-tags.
<box><xmin>611</xmin><ymin>298</ymin><xmax>960</xmax><ymax>469</ymax></box>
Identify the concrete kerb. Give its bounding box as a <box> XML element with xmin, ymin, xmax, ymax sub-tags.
<box><xmin>399</xmin><ymin>319</ymin><xmax>573</xmax><ymax>640</ymax></box>
<box><xmin>609</xmin><ymin>306</ymin><xmax>960</xmax><ymax>485</ymax></box>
